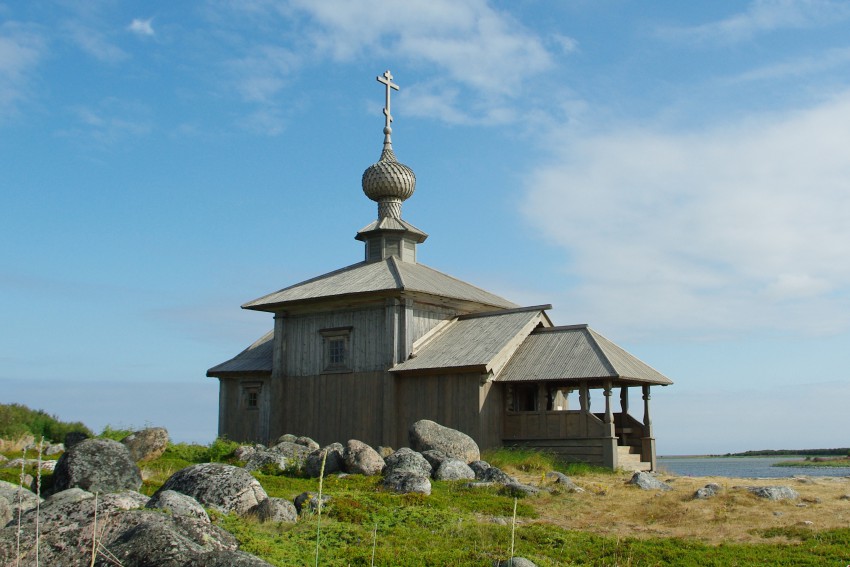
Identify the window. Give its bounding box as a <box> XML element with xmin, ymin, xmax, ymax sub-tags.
<box><xmin>319</xmin><ymin>327</ymin><xmax>352</xmax><ymax>372</ymax></box>
<box><xmin>241</xmin><ymin>382</ymin><xmax>262</xmax><ymax>411</ymax></box>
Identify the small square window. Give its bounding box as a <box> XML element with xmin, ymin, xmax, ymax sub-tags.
<box><xmin>319</xmin><ymin>327</ymin><xmax>352</xmax><ymax>373</ymax></box>
<box><xmin>241</xmin><ymin>382</ymin><xmax>262</xmax><ymax>411</ymax></box>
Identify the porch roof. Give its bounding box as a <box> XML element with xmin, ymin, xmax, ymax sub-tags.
<box><xmin>206</xmin><ymin>330</ymin><xmax>273</xmax><ymax>377</ymax></box>
<box><xmin>391</xmin><ymin>306</ymin><xmax>551</xmax><ymax>375</ymax></box>
<box><xmin>495</xmin><ymin>325</ymin><xmax>673</xmax><ymax>386</ymax></box>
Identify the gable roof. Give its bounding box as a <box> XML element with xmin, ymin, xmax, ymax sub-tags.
<box><xmin>390</xmin><ymin>306</ymin><xmax>551</xmax><ymax>376</ymax></box>
<box><xmin>206</xmin><ymin>330</ymin><xmax>273</xmax><ymax>377</ymax></box>
<box><xmin>243</xmin><ymin>256</ymin><xmax>518</xmax><ymax>311</ymax></box>
<box><xmin>495</xmin><ymin>325</ymin><xmax>672</xmax><ymax>386</ymax></box>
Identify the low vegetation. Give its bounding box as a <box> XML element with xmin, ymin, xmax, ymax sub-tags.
<box><xmin>3</xmin><ymin>416</ymin><xmax>850</xmax><ymax>564</ymax></box>
<box><xmin>774</xmin><ymin>456</ymin><xmax>850</xmax><ymax>468</ymax></box>
<box><xmin>0</xmin><ymin>403</ymin><xmax>91</xmax><ymax>445</ymax></box>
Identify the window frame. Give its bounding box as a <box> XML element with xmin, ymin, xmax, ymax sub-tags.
<box><xmin>319</xmin><ymin>326</ymin><xmax>353</xmax><ymax>373</ymax></box>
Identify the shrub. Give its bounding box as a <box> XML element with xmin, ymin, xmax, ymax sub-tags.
<box><xmin>0</xmin><ymin>403</ymin><xmax>93</xmax><ymax>444</ymax></box>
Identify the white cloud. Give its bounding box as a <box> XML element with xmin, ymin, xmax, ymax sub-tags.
<box><xmin>0</xmin><ymin>22</ymin><xmax>45</xmax><ymax>119</ymax></box>
<box><xmin>221</xmin><ymin>0</ymin><xmax>560</xmax><ymax>125</ymax></box>
<box><xmin>661</xmin><ymin>0</ymin><xmax>850</xmax><ymax>43</ymax></box>
<box><xmin>128</xmin><ymin>18</ymin><xmax>155</xmax><ymax>37</ymax></box>
<box><xmin>59</xmin><ymin>98</ymin><xmax>153</xmax><ymax>145</ymax></box>
<box><xmin>524</xmin><ymin>91</ymin><xmax>850</xmax><ymax>339</ymax></box>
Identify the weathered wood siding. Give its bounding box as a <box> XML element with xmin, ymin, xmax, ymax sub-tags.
<box><xmin>268</xmin><ymin>371</ymin><xmax>388</xmax><ymax>447</ymax></box>
<box><xmin>503</xmin><ymin>410</ymin><xmax>606</xmax><ymax>440</ymax></box>
<box><xmin>284</xmin><ymin>307</ymin><xmax>388</xmax><ymax>376</ymax></box>
<box><xmin>217</xmin><ymin>376</ymin><xmax>269</xmax><ymax>443</ymax></box>
<box><xmin>411</xmin><ymin>305</ymin><xmax>457</xmax><ymax>343</ymax></box>
<box><xmin>395</xmin><ymin>372</ymin><xmax>502</xmax><ymax>449</ymax></box>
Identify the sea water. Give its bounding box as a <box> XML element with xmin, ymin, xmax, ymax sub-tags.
<box><xmin>657</xmin><ymin>456</ymin><xmax>850</xmax><ymax>478</ymax></box>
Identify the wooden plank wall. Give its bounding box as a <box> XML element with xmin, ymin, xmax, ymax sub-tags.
<box><xmin>411</xmin><ymin>305</ymin><xmax>457</xmax><ymax>343</ymax></box>
<box><xmin>284</xmin><ymin>307</ymin><xmax>387</xmax><ymax>376</ymax></box>
<box><xmin>505</xmin><ymin>438</ymin><xmax>606</xmax><ymax>466</ymax></box>
<box><xmin>218</xmin><ymin>377</ymin><xmax>266</xmax><ymax>443</ymax></box>
<box><xmin>395</xmin><ymin>372</ymin><xmax>490</xmax><ymax>448</ymax></box>
<box><xmin>503</xmin><ymin>411</ymin><xmax>606</xmax><ymax>440</ymax></box>
<box><xmin>271</xmin><ymin>371</ymin><xmax>388</xmax><ymax>447</ymax></box>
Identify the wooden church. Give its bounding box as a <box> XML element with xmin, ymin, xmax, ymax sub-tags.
<box><xmin>207</xmin><ymin>71</ymin><xmax>672</xmax><ymax>471</ymax></box>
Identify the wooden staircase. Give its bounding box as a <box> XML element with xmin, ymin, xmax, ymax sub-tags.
<box><xmin>617</xmin><ymin>446</ymin><xmax>651</xmax><ymax>472</ymax></box>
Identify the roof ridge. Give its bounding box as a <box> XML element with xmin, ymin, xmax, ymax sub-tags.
<box><xmin>583</xmin><ymin>327</ymin><xmax>618</xmax><ymax>377</ymax></box>
<box><xmin>533</xmin><ymin>323</ymin><xmax>588</xmax><ymax>332</ymax></box>
<box><xmin>386</xmin><ymin>256</ymin><xmax>405</xmax><ymax>289</ymax></box>
<box><xmin>588</xmin><ymin>328</ymin><xmax>671</xmax><ymax>383</ymax></box>
<box><xmin>458</xmin><ymin>304</ymin><xmax>552</xmax><ymax>321</ymax></box>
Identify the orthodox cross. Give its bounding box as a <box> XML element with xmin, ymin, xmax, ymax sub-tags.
<box><xmin>377</xmin><ymin>70</ymin><xmax>399</xmax><ymax>133</ymax></box>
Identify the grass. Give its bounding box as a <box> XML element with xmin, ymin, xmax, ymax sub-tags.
<box><xmin>6</xmin><ymin>443</ymin><xmax>850</xmax><ymax>565</ymax></box>
<box><xmin>774</xmin><ymin>457</ymin><xmax>850</xmax><ymax>468</ymax></box>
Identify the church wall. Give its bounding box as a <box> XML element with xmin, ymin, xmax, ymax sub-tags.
<box><xmin>268</xmin><ymin>370</ymin><xmax>388</xmax><ymax>447</ymax></box>
<box><xmin>284</xmin><ymin>306</ymin><xmax>389</xmax><ymax>376</ymax></box>
<box><xmin>218</xmin><ymin>376</ymin><xmax>270</xmax><ymax>444</ymax></box>
<box><xmin>394</xmin><ymin>372</ymin><xmax>499</xmax><ymax>449</ymax></box>
<box><xmin>411</xmin><ymin>305</ymin><xmax>458</xmax><ymax>343</ymax></box>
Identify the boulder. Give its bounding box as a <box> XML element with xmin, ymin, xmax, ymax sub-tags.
<box><xmin>244</xmin><ymin>449</ymin><xmax>288</xmax><ymax>473</ymax></box>
<box><xmin>294</xmin><ymin>491</ymin><xmax>331</xmax><ymax>515</ymax></box>
<box><xmin>694</xmin><ymin>483</ymin><xmax>722</xmax><ymax>500</ymax></box>
<box><xmin>121</xmin><ymin>427</ymin><xmax>170</xmax><ymax>462</ymax></box>
<box><xmin>44</xmin><ymin>443</ymin><xmax>65</xmax><ymax>456</ymax></box>
<box><xmin>384</xmin><ymin>448</ymin><xmax>433</xmax><ymax>478</ymax></box>
<box><xmin>409</xmin><ymin>419</ymin><xmax>480</xmax><ymax>463</ymax></box>
<box><xmin>343</xmin><ymin>440</ymin><xmax>385</xmax><ymax>476</ymax></box>
<box><xmin>305</xmin><ymin>443</ymin><xmax>345</xmax><ymax>478</ymax></box>
<box><xmin>252</xmin><ymin>497</ymin><xmax>298</xmax><ymax>523</ymax></box>
<box><xmin>0</xmin><ymin>480</ymin><xmax>42</xmax><ymax>519</ymax></box>
<box><xmin>434</xmin><ymin>458</ymin><xmax>475</xmax><ymax>481</ymax></box>
<box><xmin>377</xmin><ymin>446</ymin><xmax>395</xmax><ymax>458</ymax></box>
<box><xmin>469</xmin><ymin>460</ymin><xmax>491</xmax><ymax>478</ymax></box>
<box><xmin>503</xmin><ymin>482</ymin><xmax>543</xmax><ymax>497</ymax></box>
<box><xmin>275</xmin><ymin>433</ymin><xmax>297</xmax><ymax>445</ymax></box>
<box><xmin>269</xmin><ymin>441</ymin><xmax>311</xmax><ymax>470</ymax></box>
<box><xmin>0</xmin><ymin>498</ymin><xmax>9</xmax><ymax>528</ymax></box>
<box><xmin>746</xmin><ymin>486</ymin><xmax>799</xmax><ymax>501</ymax></box>
<box><xmin>627</xmin><ymin>472</ymin><xmax>672</xmax><ymax>491</ymax></box>
<box><xmin>294</xmin><ymin>436</ymin><xmax>320</xmax><ymax>451</ymax></box>
<box><xmin>234</xmin><ymin>445</ymin><xmax>256</xmax><ymax>462</ymax></box>
<box><xmin>147</xmin><ymin>489</ymin><xmax>210</xmax><ymax>523</ymax></box>
<box><xmin>154</xmin><ymin>463</ymin><xmax>268</xmax><ymax>516</ymax></box>
<box><xmin>545</xmin><ymin>471</ymin><xmax>585</xmax><ymax>493</ymax></box>
<box><xmin>51</xmin><ymin>438</ymin><xmax>142</xmax><ymax>493</ymax></box>
<box><xmin>63</xmin><ymin>431</ymin><xmax>89</xmax><ymax>449</ymax></box>
<box><xmin>495</xmin><ymin>558</ymin><xmax>538</xmax><ymax>567</ymax></box>
<box><xmin>479</xmin><ymin>466</ymin><xmax>517</xmax><ymax>485</ymax></box>
<box><xmin>382</xmin><ymin>470</ymin><xmax>432</xmax><ymax>495</ymax></box>
<box><xmin>0</xmin><ymin>486</ymin><xmax>276</xmax><ymax>566</ymax></box>
<box><xmin>421</xmin><ymin>449</ymin><xmax>448</xmax><ymax>470</ymax></box>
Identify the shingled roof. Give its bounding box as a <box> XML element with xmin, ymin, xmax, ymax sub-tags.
<box><xmin>242</xmin><ymin>256</ymin><xmax>518</xmax><ymax>311</ymax></box>
<box><xmin>206</xmin><ymin>330</ymin><xmax>273</xmax><ymax>377</ymax></box>
<box><xmin>495</xmin><ymin>325</ymin><xmax>672</xmax><ymax>386</ymax></box>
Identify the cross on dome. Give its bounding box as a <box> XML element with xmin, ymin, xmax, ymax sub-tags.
<box><xmin>377</xmin><ymin>70</ymin><xmax>399</xmax><ymax>146</ymax></box>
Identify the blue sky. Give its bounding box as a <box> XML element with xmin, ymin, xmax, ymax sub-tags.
<box><xmin>3</xmin><ymin>1</ymin><xmax>850</xmax><ymax>454</ymax></box>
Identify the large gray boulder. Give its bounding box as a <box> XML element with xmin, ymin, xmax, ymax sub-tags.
<box><xmin>746</xmin><ymin>486</ymin><xmax>799</xmax><ymax>501</ymax></box>
<box><xmin>294</xmin><ymin>491</ymin><xmax>332</xmax><ymax>515</ymax></box>
<box><xmin>409</xmin><ymin>420</ymin><xmax>480</xmax><ymax>463</ymax></box>
<box><xmin>243</xmin><ymin>449</ymin><xmax>288</xmax><ymax>473</ymax></box>
<box><xmin>0</xmin><ymin>483</ymin><xmax>277</xmax><ymax>566</ymax></box>
<box><xmin>479</xmin><ymin>466</ymin><xmax>517</xmax><ymax>485</ymax></box>
<box><xmin>545</xmin><ymin>471</ymin><xmax>585</xmax><ymax>493</ymax></box>
<box><xmin>252</xmin><ymin>497</ymin><xmax>298</xmax><ymax>523</ymax></box>
<box><xmin>305</xmin><ymin>443</ymin><xmax>345</xmax><ymax>478</ymax></box>
<box><xmin>0</xmin><ymin>479</ymin><xmax>42</xmax><ymax>523</ymax></box>
<box><xmin>694</xmin><ymin>483</ymin><xmax>722</xmax><ymax>500</ymax></box>
<box><xmin>147</xmin><ymin>489</ymin><xmax>210</xmax><ymax>523</ymax></box>
<box><xmin>121</xmin><ymin>427</ymin><xmax>170</xmax><ymax>462</ymax></box>
<box><xmin>420</xmin><ymin>449</ymin><xmax>448</xmax><ymax>470</ymax></box>
<box><xmin>269</xmin><ymin>441</ymin><xmax>311</xmax><ymax>471</ymax></box>
<box><xmin>154</xmin><ymin>463</ymin><xmax>268</xmax><ymax>516</ymax></box>
<box><xmin>435</xmin><ymin>458</ymin><xmax>476</xmax><ymax>481</ymax></box>
<box><xmin>382</xmin><ymin>470</ymin><xmax>432</xmax><ymax>495</ymax></box>
<box><xmin>495</xmin><ymin>558</ymin><xmax>538</xmax><ymax>567</ymax></box>
<box><xmin>384</xmin><ymin>448</ymin><xmax>433</xmax><ymax>478</ymax></box>
<box><xmin>52</xmin><ymin>438</ymin><xmax>142</xmax><ymax>493</ymax></box>
<box><xmin>627</xmin><ymin>472</ymin><xmax>672</xmax><ymax>491</ymax></box>
<box><xmin>343</xmin><ymin>440</ymin><xmax>385</xmax><ymax>476</ymax></box>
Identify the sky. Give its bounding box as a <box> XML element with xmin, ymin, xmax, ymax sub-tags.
<box><xmin>2</xmin><ymin>0</ymin><xmax>849</xmax><ymax>455</ymax></box>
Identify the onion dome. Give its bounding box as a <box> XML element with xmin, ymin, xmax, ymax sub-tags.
<box><xmin>362</xmin><ymin>146</ymin><xmax>416</xmax><ymax>219</ymax></box>
<box><xmin>362</xmin><ymin>70</ymin><xmax>416</xmax><ymax>220</ymax></box>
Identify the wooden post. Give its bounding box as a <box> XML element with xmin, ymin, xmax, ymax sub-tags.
<box><xmin>619</xmin><ymin>387</ymin><xmax>629</xmax><ymax>445</ymax></box>
<box><xmin>602</xmin><ymin>381</ymin><xmax>617</xmax><ymax>469</ymax></box>
<box><xmin>641</xmin><ymin>385</ymin><xmax>656</xmax><ymax>472</ymax></box>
